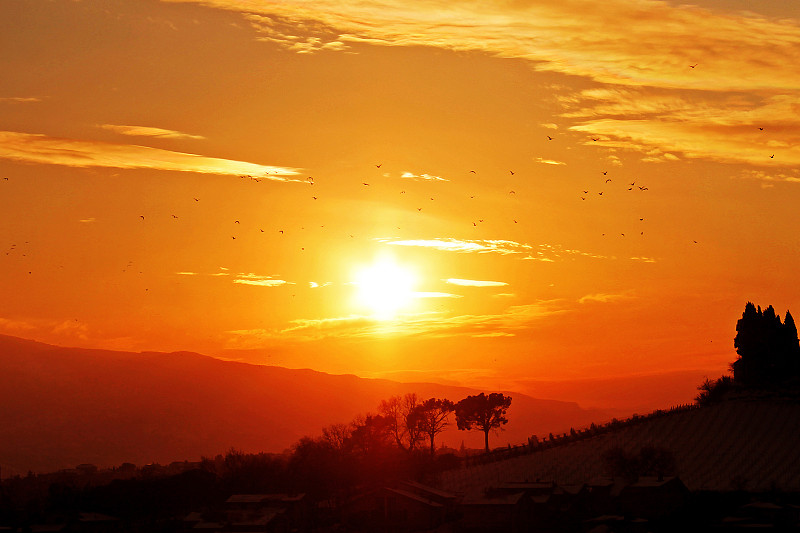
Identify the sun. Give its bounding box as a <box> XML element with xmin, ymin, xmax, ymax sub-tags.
<box><xmin>353</xmin><ymin>256</ymin><xmax>417</xmax><ymax>320</ymax></box>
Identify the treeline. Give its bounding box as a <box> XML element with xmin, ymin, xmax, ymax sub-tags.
<box><xmin>697</xmin><ymin>302</ymin><xmax>800</xmax><ymax>405</ymax></box>
<box><xmin>0</xmin><ymin>392</ymin><xmax>511</xmax><ymax>528</ymax></box>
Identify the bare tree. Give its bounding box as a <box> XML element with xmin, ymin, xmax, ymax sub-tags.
<box><xmin>378</xmin><ymin>393</ymin><xmax>423</xmax><ymax>452</ymax></box>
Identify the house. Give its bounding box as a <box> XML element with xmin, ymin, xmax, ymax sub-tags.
<box><xmin>458</xmin><ymin>491</ymin><xmax>527</xmax><ymax>533</ymax></box>
<box><xmin>616</xmin><ymin>477</ymin><xmax>689</xmax><ymax>519</ymax></box>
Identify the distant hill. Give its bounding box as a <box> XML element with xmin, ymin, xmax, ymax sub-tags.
<box><xmin>440</xmin><ymin>395</ymin><xmax>800</xmax><ymax>493</ymax></box>
<box><xmin>0</xmin><ymin>335</ymin><xmax>612</xmax><ymax>476</ymax></box>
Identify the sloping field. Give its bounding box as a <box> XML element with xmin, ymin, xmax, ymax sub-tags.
<box><xmin>439</xmin><ymin>397</ymin><xmax>800</xmax><ymax>494</ymax></box>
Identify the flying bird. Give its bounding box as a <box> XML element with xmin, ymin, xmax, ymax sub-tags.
<box><xmin>234</xmin><ymin>220</ymin><xmax>240</xmax><ymax>224</ymax></box>
<box><xmin>509</xmin><ymin>170</ymin><xmax>515</xmax><ymax>175</ymax></box>
<box><xmin>362</xmin><ymin>182</ymin><xmax>370</xmax><ymax>186</ymax></box>
<box><xmin>591</xmin><ymin>138</ymin><xmax>599</xmax><ymax>141</ymax></box>
<box><xmin>509</xmin><ymin>190</ymin><xmax>515</xmax><ymax>194</ymax></box>
<box><xmin>375</xmin><ymin>164</ymin><xmax>382</xmax><ymax>168</ymax></box>
<box><xmin>602</xmin><ymin>171</ymin><xmax>608</xmax><ymax>175</ymax></box>
<box><xmin>638</xmin><ymin>186</ymin><xmax>648</xmax><ymax>190</ymax></box>
<box><xmin>770</xmin><ymin>154</ymin><xmax>775</xmax><ymax>158</ymax></box>
<box><xmin>193</xmin><ymin>197</ymin><xmax>199</xmax><ymax>202</ymax></box>
<box><xmin>547</xmin><ymin>135</ymin><xmax>554</xmax><ymax>140</ymax></box>
<box><xmin>278</xmin><ymin>230</ymin><xmax>284</xmax><ymax>234</ymax></box>
<box><xmin>689</xmin><ymin>63</ymin><xmax>698</xmax><ymax>68</ymax></box>
<box><xmin>605</xmin><ymin>178</ymin><xmax>612</xmax><ymax>183</ymax></box>
<box><xmin>171</xmin><ymin>215</ymin><xmax>178</xmax><ymax>219</ymax></box>
<box><xmin>307</xmin><ymin>177</ymin><xmax>314</xmax><ymax>184</ymax></box>
<box><xmin>469</xmin><ymin>170</ymin><xmax>477</xmax><ymax>174</ymax></box>
<box><xmin>758</xmin><ymin>127</ymin><xmax>764</xmax><ymax>131</ymax></box>
<box><xmin>139</xmin><ymin>215</ymin><xmax>145</xmax><ymax>220</ymax></box>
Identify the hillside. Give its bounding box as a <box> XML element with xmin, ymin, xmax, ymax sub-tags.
<box><xmin>0</xmin><ymin>335</ymin><xmax>611</xmax><ymax>476</ymax></box>
<box><xmin>440</xmin><ymin>396</ymin><xmax>800</xmax><ymax>493</ymax></box>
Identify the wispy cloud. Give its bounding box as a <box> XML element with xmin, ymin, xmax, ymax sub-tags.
<box><xmin>741</xmin><ymin>169</ymin><xmax>800</xmax><ymax>184</ymax></box>
<box><xmin>567</xmin><ymin>91</ymin><xmax>800</xmax><ymax>166</ymax></box>
<box><xmin>534</xmin><ymin>157</ymin><xmax>566</xmax><ymax>166</ymax></box>
<box><xmin>99</xmin><ymin>124</ymin><xmax>206</xmax><ymax>140</ymax></box>
<box><xmin>578</xmin><ymin>292</ymin><xmax>635</xmax><ymax>304</ymax></box>
<box><xmin>400</xmin><ymin>171</ymin><xmax>449</xmax><ymax>182</ymax></box>
<box><xmin>79</xmin><ymin>217</ymin><xmax>96</xmax><ymax>223</ymax></box>
<box><xmin>226</xmin><ymin>300</ymin><xmax>569</xmax><ymax>343</ymax></box>
<box><xmin>379</xmin><ymin>238</ymin><xmax>613</xmax><ymax>262</ymax></box>
<box><xmin>379</xmin><ymin>238</ymin><xmax>532</xmax><ymax>256</ymax></box>
<box><xmin>168</xmin><ymin>0</ymin><xmax>800</xmax><ymax>166</ymax></box>
<box><xmin>233</xmin><ymin>273</ymin><xmax>292</xmax><ymax>287</ymax></box>
<box><xmin>445</xmin><ymin>278</ymin><xmax>508</xmax><ymax>287</ymax></box>
<box><xmin>0</xmin><ymin>97</ymin><xmax>42</xmax><ymax>103</ymax></box>
<box><xmin>169</xmin><ymin>0</ymin><xmax>800</xmax><ymax>92</ymax></box>
<box><xmin>0</xmin><ymin>131</ymin><xmax>301</xmax><ymax>179</ymax></box>
<box><xmin>413</xmin><ymin>292</ymin><xmax>462</xmax><ymax>299</ymax></box>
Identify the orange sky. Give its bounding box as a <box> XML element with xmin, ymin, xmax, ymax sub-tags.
<box><xmin>2</xmin><ymin>0</ymin><xmax>800</xmax><ymax>411</ymax></box>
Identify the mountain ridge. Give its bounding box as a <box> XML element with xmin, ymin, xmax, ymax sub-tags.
<box><xmin>0</xmin><ymin>334</ymin><xmax>613</xmax><ymax>476</ymax></box>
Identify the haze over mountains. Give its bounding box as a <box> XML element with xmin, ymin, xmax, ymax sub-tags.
<box><xmin>0</xmin><ymin>335</ymin><xmax>616</xmax><ymax>476</ymax></box>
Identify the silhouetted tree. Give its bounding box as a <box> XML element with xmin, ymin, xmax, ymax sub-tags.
<box><xmin>455</xmin><ymin>393</ymin><xmax>512</xmax><ymax>452</ymax></box>
<box><xmin>413</xmin><ymin>398</ymin><xmax>454</xmax><ymax>456</ymax></box>
<box><xmin>378</xmin><ymin>393</ymin><xmax>423</xmax><ymax>452</ymax></box>
<box><xmin>695</xmin><ymin>375</ymin><xmax>733</xmax><ymax>405</ymax></box>
<box><xmin>733</xmin><ymin>302</ymin><xmax>800</xmax><ymax>386</ymax></box>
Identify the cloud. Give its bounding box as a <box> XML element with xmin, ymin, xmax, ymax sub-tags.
<box><xmin>166</xmin><ymin>0</ymin><xmax>800</xmax><ymax>167</ymax></box>
<box><xmin>379</xmin><ymin>237</ymin><xmax>613</xmax><ymax>262</ymax></box>
<box><xmin>534</xmin><ymin>157</ymin><xmax>566</xmax><ymax>166</ymax></box>
<box><xmin>0</xmin><ymin>97</ymin><xmax>42</xmax><ymax>103</ymax></box>
<box><xmin>540</xmin><ymin>123</ymin><xmax>559</xmax><ymax>130</ymax></box>
<box><xmin>445</xmin><ymin>278</ymin><xmax>508</xmax><ymax>287</ymax></box>
<box><xmin>168</xmin><ymin>0</ymin><xmax>800</xmax><ymax>92</ymax></box>
<box><xmin>99</xmin><ymin>124</ymin><xmax>206</xmax><ymax>140</ymax></box>
<box><xmin>567</xmin><ymin>91</ymin><xmax>800</xmax><ymax>167</ymax></box>
<box><xmin>413</xmin><ymin>292</ymin><xmax>463</xmax><ymax>299</ymax></box>
<box><xmin>471</xmin><ymin>331</ymin><xmax>516</xmax><ymax>338</ymax></box>
<box><xmin>400</xmin><ymin>171</ymin><xmax>449</xmax><ymax>182</ymax></box>
<box><xmin>233</xmin><ymin>273</ymin><xmax>292</xmax><ymax>287</ymax></box>
<box><xmin>741</xmin><ymin>169</ymin><xmax>800</xmax><ymax>184</ymax></box>
<box><xmin>230</xmin><ymin>300</ymin><xmax>570</xmax><ymax>342</ymax></box>
<box><xmin>79</xmin><ymin>217</ymin><xmax>96</xmax><ymax>223</ymax></box>
<box><xmin>379</xmin><ymin>238</ymin><xmax>532</xmax><ymax>256</ymax></box>
<box><xmin>578</xmin><ymin>292</ymin><xmax>635</xmax><ymax>304</ymax></box>
<box><xmin>0</xmin><ymin>317</ymin><xmax>36</xmax><ymax>333</ymax></box>
<box><xmin>0</xmin><ymin>131</ymin><xmax>301</xmax><ymax>179</ymax></box>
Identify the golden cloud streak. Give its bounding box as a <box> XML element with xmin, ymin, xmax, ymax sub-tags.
<box><xmin>0</xmin><ymin>131</ymin><xmax>301</xmax><ymax>178</ymax></box>
<box><xmin>99</xmin><ymin>124</ymin><xmax>206</xmax><ymax>140</ymax></box>
<box><xmin>165</xmin><ymin>0</ymin><xmax>800</xmax><ymax>92</ymax></box>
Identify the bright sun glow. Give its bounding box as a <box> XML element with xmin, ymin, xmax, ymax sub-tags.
<box><xmin>353</xmin><ymin>256</ymin><xmax>417</xmax><ymax>320</ymax></box>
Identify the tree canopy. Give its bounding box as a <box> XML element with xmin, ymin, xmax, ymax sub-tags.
<box><xmin>732</xmin><ymin>302</ymin><xmax>800</xmax><ymax>387</ymax></box>
<box><xmin>455</xmin><ymin>393</ymin><xmax>512</xmax><ymax>452</ymax></box>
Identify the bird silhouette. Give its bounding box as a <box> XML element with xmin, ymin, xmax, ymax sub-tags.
<box><xmin>605</xmin><ymin>178</ymin><xmax>612</xmax><ymax>183</ymax></box>
<box><xmin>591</xmin><ymin>138</ymin><xmax>599</xmax><ymax>141</ymax></box>
<box><xmin>234</xmin><ymin>220</ymin><xmax>240</xmax><ymax>224</ymax></box>
<box><xmin>376</xmin><ymin>164</ymin><xmax>382</xmax><ymax>168</ymax></box>
<box><xmin>171</xmin><ymin>215</ymin><xmax>178</xmax><ymax>219</ymax></box>
<box><xmin>509</xmin><ymin>190</ymin><xmax>515</xmax><ymax>194</ymax></box>
<box><xmin>689</xmin><ymin>63</ymin><xmax>698</xmax><ymax>68</ymax></box>
<box><xmin>758</xmin><ymin>127</ymin><xmax>764</xmax><ymax>131</ymax></box>
<box><xmin>770</xmin><ymin>154</ymin><xmax>775</xmax><ymax>158</ymax></box>
<box><xmin>417</xmin><ymin>207</ymin><xmax>422</xmax><ymax>211</ymax></box>
<box><xmin>139</xmin><ymin>215</ymin><xmax>145</xmax><ymax>220</ymax></box>
<box><xmin>509</xmin><ymin>170</ymin><xmax>515</xmax><ymax>175</ymax></box>
<box><xmin>307</xmin><ymin>177</ymin><xmax>314</xmax><ymax>184</ymax></box>
<box><xmin>469</xmin><ymin>170</ymin><xmax>477</xmax><ymax>174</ymax></box>
<box><xmin>638</xmin><ymin>186</ymin><xmax>648</xmax><ymax>190</ymax></box>
<box><xmin>598</xmin><ymin>192</ymin><xmax>603</xmax><ymax>195</ymax></box>
<box><xmin>278</xmin><ymin>230</ymin><xmax>284</xmax><ymax>234</ymax></box>
<box><xmin>602</xmin><ymin>171</ymin><xmax>608</xmax><ymax>175</ymax></box>
<box><xmin>312</xmin><ymin>196</ymin><xmax>317</xmax><ymax>200</ymax></box>
<box><xmin>547</xmin><ymin>135</ymin><xmax>554</xmax><ymax>140</ymax></box>
<box><xmin>193</xmin><ymin>197</ymin><xmax>199</xmax><ymax>202</ymax></box>
<box><xmin>362</xmin><ymin>182</ymin><xmax>370</xmax><ymax>186</ymax></box>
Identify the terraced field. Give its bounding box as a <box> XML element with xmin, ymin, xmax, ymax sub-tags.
<box><xmin>439</xmin><ymin>397</ymin><xmax>800</xmax><ymax>494</ymax></box>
